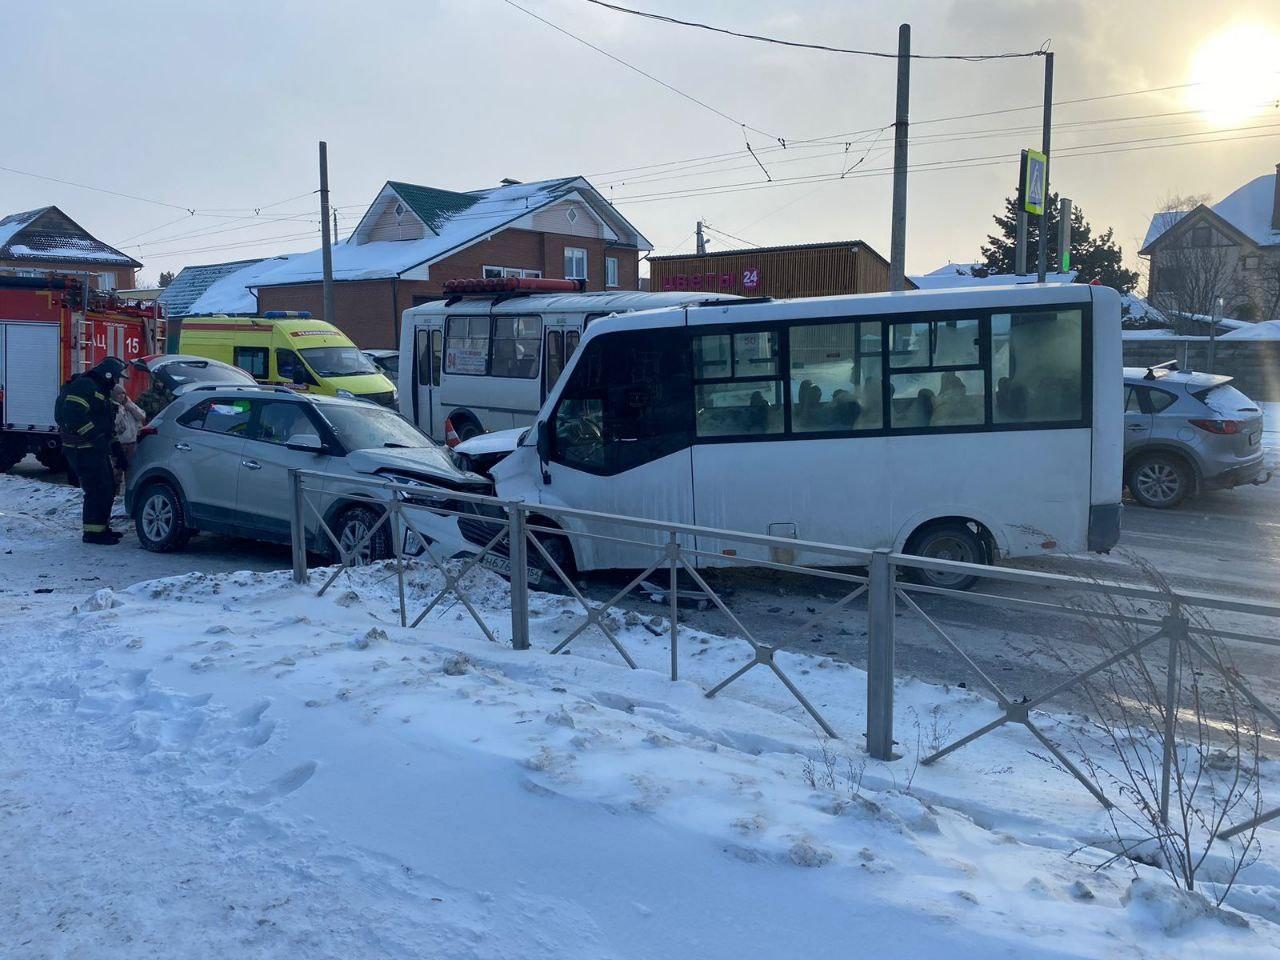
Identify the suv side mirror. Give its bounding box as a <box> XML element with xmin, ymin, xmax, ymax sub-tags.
<box><xmin>535</xmin><ymin>420</ymin><xmax>552</xmax><ymax>461</ymax></box>
<box><xmin>285</xmin><ymin>433</ymin><xmax>325</xmax><ymax>454</ymax></box>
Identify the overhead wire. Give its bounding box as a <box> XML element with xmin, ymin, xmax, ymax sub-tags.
<box><xmin>583</xmin><ymin>0</ymin><xmax>1048</xmax><ymax>61</ymax></box>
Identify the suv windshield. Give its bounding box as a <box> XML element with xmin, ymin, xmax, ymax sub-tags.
<box><xmin>318</xmin><ymin>403</ymin><xmax>430</xmax><ymax>451</ymax></box>
<box><xmin>299</xmin><ymin>346</ymin><xmax>378</xmax><ymax>377</ymax></box>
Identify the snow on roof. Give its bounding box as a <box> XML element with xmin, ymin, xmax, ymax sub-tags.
<box><xmin>907</xmin><ymin>265</ymin><xmax>1076</xmax><ymax>290</ymax></box>
<box><xmin>252</xmin><ymin>176</ymin><xmax>637</xmax><ymax>289</ymax></box>
<box><xmin>1142</xmin><ymin>171</ymin><xmax>1280</xmax><ymax>250</ymax></box>
<box><xmin>1220</xmin><ymin>319</ymin><xmax>1280</xmax><ymax>340</ymax></box>
<box><xmin>0</xmin><ymin>208</ymin><xmax>45</xmax><ymax>248</ymax></box>
<box><xmin>159</xmin><ymin>258</ymin><xmax>269</xmax><ymax>317</ymax></box>
<box><xmin>183</xmin><ymin>256</ymin><xmax>299</xmax><ymax>315</ymax></box>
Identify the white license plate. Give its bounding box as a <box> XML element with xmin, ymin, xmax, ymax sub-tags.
<box><xmin>479</xmin><ymin>552</ymin><xmax>543</xmax><ymax>586</ymax></box>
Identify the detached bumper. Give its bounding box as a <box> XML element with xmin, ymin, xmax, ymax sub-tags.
<box><xmin>1088</xmin><ymin>503</ymin><xmax>1122</xmax><ymax>553</ymax></box>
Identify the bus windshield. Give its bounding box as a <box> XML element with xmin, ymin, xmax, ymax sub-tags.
<box><xmin>300</xmin><ymin>346</ymin><xmax>379</xmax><ymax>377</ymax></box>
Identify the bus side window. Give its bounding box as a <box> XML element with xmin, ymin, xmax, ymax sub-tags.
<box><xmin>431</xmin><ymin>329</ymin><xmax>442</xmax><ymax>386</ymax></box>
<box><xmin>990</xmin><ymin>310</ymin><xmax>1084</xmax><ymax>424</ymax></box>
<box><xmin>565</xmin><ymin>329</ymin><xmax>581</xmax><ymax>357</ymax></box>
<box><xmin>234</xmin><ymin>346</ymin><xmax>268</xmax><ymax>380</ymax></box>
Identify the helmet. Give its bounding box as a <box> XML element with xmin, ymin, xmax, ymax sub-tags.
<box><xmin>89</xmin><ymin>357</ymin><xmax>129</xmax><ymax>386</ymax></box>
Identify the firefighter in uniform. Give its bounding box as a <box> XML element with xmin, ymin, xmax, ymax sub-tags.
<box><xmin>55</xmin><ymin>357</ymin><xmax>127</xmax><ymax>545</ymax></box>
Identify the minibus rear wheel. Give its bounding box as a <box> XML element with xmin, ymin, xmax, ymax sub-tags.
<box><xmin>903</xmin><ymin>521</ymin><xmax>985</xmax><ymax>592</ymax></box>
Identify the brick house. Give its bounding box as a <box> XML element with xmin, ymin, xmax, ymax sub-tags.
<box><xmin>1139</xmin><ymin>163</ymin><xmax>1280</xmax><ymax>324</ymax></box>
<box><xmin>0</xmin><ymin>206</ymin><xmax>141</xmax><ymax>290</ymax></box>
<box><xmin>174</xmin><ymin>176</ymin><xmax>651</xmax><ymax>348</ymax></box>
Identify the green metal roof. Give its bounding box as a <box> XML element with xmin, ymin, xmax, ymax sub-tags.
<box><xmin>385</xmin><ymin>182</ymin><xmax>479</xmax><ymax>232</ymax></box>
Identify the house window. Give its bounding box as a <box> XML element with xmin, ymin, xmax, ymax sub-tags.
<box><xmin>564</xmin><ymin>247</ymin><xmax>588</xmax><ymax>281</ymax></box>
<box><xmin>1242</xmin><ymin>255</ymin><xmax>1260</xmax><ymax>271</ymax></box>
<box><xmin>97</xmin><ymin>272</ymin><xmax>116</xmax><ymax>290</ymax></box>
<box><xmin>1191</xmin><ymin>226</ymin><xmax>1212</xmax><ymax>248</ymax></box>
<box><xmin>483</xmin><ymin>266</ymin><xmax>542</xmax><ymax>279</ymax></box>
<box><xmin>606</xmin><ymin>256</ymin><xmax>619</xmax><ymax>288</ymax></box>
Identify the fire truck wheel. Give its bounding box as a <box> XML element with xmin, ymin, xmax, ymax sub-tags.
<box><xmin>0</xmin><ymin>437</ymin><xmax>25</xmax><ymax>474</ymax></box>
<box><xmin>35</xmin><ymin>445</ymin><xmax>67</xmax><ymax>473</ymax></box>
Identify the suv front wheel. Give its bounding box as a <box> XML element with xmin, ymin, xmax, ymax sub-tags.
<box><xmin>135</xmin><ymin>482</ymin><xmax>193</xmax><ymax>552</ymax></box>
<box><xmin>1127</xmin><ymin>453</ymin><xmax>1191</xmax><ymax>509</ymax></box>
<box><xmin>334</xmin><ymin>505</ymin><xmax>391</xmax><ymax>564</ymax></box>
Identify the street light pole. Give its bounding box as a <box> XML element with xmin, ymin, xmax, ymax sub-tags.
<box><xmin>1036</xmin><ymin>52</ymin><xmax>1054</xmax><ymax>283</ymax></box>
<box><xmin>888</xmin><ymin>23</ymin><xmax>910</xmax><ymax>292</ymax></box>
<box><xmin>319</xmin><ymin>141</ymin><xmax>336</xmax><ymax>326</ymax></box>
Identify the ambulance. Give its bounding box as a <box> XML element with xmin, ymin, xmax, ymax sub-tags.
<box><xmin>175</xmin><ymin>311</ymin><xmax>397</xmax><ymax>407</ymax></box>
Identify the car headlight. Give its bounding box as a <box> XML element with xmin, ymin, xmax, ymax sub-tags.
<box><xmin>336</xmin><ymin>389</ymin><xmax>356</xmax><ymax>399</ymax></box>
<box><xmin>391</xmin><ymin>387</ymin><xmax>399</xmax><ymax>403</ymax></box>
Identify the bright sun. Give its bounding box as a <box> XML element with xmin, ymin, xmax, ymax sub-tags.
<box><xmin>1187</xmin><ymin>24</ymin><xmax>1280</xmax><ymax>127</ymax></box>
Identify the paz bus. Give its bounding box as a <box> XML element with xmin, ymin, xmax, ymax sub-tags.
<box><xmin>480</xmin><ymin>282</ymin><xmax>1123</xmax><ymax>590</ymax></box>
<box><xmin>396</xmin><ymin>277</ymin><xmax>737</xmax><ymax>444</ymax></box>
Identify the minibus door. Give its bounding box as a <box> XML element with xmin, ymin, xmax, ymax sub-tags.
<box><xmin>415</xmin><ymin>325</ymin><xmax>442</xmax><ymax>438</ymax></box>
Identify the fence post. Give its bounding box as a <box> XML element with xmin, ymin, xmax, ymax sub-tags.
<box><xmin>290</xmin><ymin>469</ymin><xmax>308</xmax><ymax>585</ymax></box>
<box><xmin>390</xmin><ymin>501</ymin><xmax>407</xmax><ymax>628</ymax></box>
<box><xmin>508</xmin><ymin>502</ymin><xmax>531</xmax><ymax>651</ymax></box>
<box><xmin>1160</xmin><ymin>610</ymin><xmax>1186</xmax><ymax>825</ymax></box>
<box><xmin>866</xmin><ymin>549</ymin><xmax>897</xmax><ymax>760</ymax></box>
<box><xmin>667</xmin><ymin>531</ymin><xmax>680</xmax><ymax>682</ymax></box>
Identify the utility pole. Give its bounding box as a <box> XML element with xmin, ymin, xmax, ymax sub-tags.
<box><xmin>1057</xmin><ymin>197</ymin><xmax>1072</xmax><ymax>274</ymax></box>
<box><xmin>888</xmin><ymin>23</ymin><xmax>910</xmax><ymax>292</ymax></box>
<box><xmin>1015</xmin><ymin>211</ymin><xmax>1028</xmax><ymax>275</ymax></box>
<box><xmin>1210</xmin><ymin>295</ymin><xmax>1223</xmax><ymax>373</ymax></box>
<box><xmin>333</xmin><ymin>210</ymin><xmax>339</xmax><ymax>245</ymax></box>
<box><xmin>1036</xmin><ymin>52</ymin><xmax>1054</xmax><ymax>283</ymax></box>
<box><xmin>319</xmin><ymin>141</ymin><xmax>335</xmax><ymax>326</ymax></box>
<box><xmin>695</xmin><ymin>220</ymin><xmax>706</xmax><ymax>255</ymax></box>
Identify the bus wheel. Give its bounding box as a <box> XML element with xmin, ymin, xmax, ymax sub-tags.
<box><xmin>528</xmin><ymin>522</ymin><xmax>575</xmax><ymax>593</ymax></box>
<box><xmin>452</xmin><ymin>418</ymin><xmax>482</xmax><ymax>443</ymax></box>
<box><xmin>904</xmin><ymin>522</ymin><xmax>984</xmax><ymax>592</ymax></box>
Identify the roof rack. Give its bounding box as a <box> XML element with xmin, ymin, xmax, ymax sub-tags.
<box><xmin>1144</xmin><ymin>359</ymin><xmax>1180</xmax><ymax>380</ymax></box>
<box><xmin>187</xmin><ymin>384</ymin><xmax>296</xmax><ymax>395</ymax></box>
<box><xmin>694</xmin><ymin>296</ymin><xmax>773</xmax><ymax>308</ymax></box>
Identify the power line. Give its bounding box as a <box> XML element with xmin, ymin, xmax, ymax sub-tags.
<box><xmin>701</xmin><ymin>223</ymin><xmax>759</xmax><ymax>247</ymax></box>
<box><xmin>583</xmin><ymin>0</ymin><xmax>1048</xmax><ymax>61</ymax></box>
<box><xmin>141</xmin><ymin>229</ymin><xmax>321</xmax><ymax>259</ymax></box>
<box><xmin>500</xmin><ymin>0</ymin><xmax>783</xmax><ymax>142</ymax></box>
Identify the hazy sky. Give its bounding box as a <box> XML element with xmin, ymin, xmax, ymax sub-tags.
<box><xmin>4</xmin><ymin>0</ymin><xmax>1279</xmax><ymax>286</ymax></box>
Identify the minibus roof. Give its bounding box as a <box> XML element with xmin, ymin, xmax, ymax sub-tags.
<box><xmin>582</xmin><ymin>282</ymin><xmax>1107</xmax><ymax>339</ymax></box>
<box><xmin>403</xmin><ymin>290</ymin><xmax>740</xmax><ymax>320</ymax></box>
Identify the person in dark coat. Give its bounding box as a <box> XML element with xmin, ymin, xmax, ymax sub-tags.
<box><xmin>54</xmin><ymin>358</ymin><xmax>127</xmax><ymax>545</ymax></box>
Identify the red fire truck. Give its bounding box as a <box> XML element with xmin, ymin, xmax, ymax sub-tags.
<box><xmin>0</xmin><ymin>276</ymin><xmax>164</xmax><ymax>472</ymax></box>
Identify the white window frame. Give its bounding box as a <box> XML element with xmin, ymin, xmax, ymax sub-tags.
<box><xmin>483</xmin><ymin>265</ymin><xmax>543</xmax><ymax>279</ymax></box>
<box><xmin>564</xmin><ymin>247</ymin><xmax>588</xmax><ymax>281</ymax></box>
<box><xmin>1241</xmin><ymin>255</ymin><xmax>1260</xmax><ymax>272</ymax></box>
<box><xmin>97</xmin><ymin>271</ymin><xmax>116</xmax><ymax>290</ymax></box>
<box><xmin>605</xmin><ymin>256</ymin><xmax>619</xmax><ymax>288</ymax></box>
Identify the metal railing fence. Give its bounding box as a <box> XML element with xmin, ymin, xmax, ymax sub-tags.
<box><xmin>288</xmin><ymin>467</ymin><xmax>1280</xmax><ymax>840</ymax></box>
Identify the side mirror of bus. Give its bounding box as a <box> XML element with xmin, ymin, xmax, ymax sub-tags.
<box><xmin>535</xmin><ymin>420</ymin><xmax>552</xmax><ymax>462</ymax></box>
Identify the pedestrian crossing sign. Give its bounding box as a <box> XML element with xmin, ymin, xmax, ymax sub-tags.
<box><xmin>1021</xmin><ymin>149</ymin><xmax>1047</xmax><ymax>216</ymax></box>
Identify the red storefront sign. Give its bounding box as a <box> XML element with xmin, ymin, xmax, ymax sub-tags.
<box><xmin>660</xmin><ymin>267</ymin><xmax>761</xmax><ymax>293</ymax></box>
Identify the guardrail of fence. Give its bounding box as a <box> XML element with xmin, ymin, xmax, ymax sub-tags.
<box><xmin>287</xmin><ymin>467</ymin><xmax>1280</xmax><ymax>841</ymax></box>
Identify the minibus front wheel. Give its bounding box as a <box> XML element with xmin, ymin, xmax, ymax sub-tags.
<box><xmin>903</xmin><ymin>520</ymin><xmax>988</xmax><ymax>592</ymax></box>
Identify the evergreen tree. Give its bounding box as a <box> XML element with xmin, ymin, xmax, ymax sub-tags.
<box><xmin>158</xmin><ymin>270</ymin><xmax>175</xmax><ymax>288</ymax></box>
<box><xmin>977</xmin><ymin>192</ymin><xmax>1139</xmax><ymax>291</ymax></box>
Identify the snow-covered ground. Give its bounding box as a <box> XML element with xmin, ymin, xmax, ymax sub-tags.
<box><xmin>2</xmin><ymin>474</ymin><xmax>1279</xmax><ymax>958</ymax></box>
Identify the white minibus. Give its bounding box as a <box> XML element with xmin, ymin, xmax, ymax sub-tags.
<box><xmin>481</xmin><ymin>283</ymin><xmax>1123</xmax><ymax>589</ymax></box>
<box><xmin>397</xmin><ymin>278</ymin><xmax>737</xmax><ymax>443</ymax></box>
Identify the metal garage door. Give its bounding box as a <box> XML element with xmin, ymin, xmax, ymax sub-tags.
<box><xmin>3</xmin><ymin>322</ymin><xmax>60</xmax><ymax>431</ymax></box>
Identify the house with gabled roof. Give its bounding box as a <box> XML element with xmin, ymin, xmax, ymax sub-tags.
<box><xmin>191</xmin><ymin>175</ymin><xmax>651</xmax><ymax>347</ymax></box>
<box><xmin>1139</xmin><ymin>163</ymin><xmax>1280</xmax><ymax>323</ymax></box>
<box><xmin>0</xmin><ymin>206</ymin><xmax>141</xmax><ymax>290</ymax></box>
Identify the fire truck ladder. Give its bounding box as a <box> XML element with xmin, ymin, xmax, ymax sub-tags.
<box><xmin>73</xmin><ymin>310</ymin><xmax>94</xmax><ymax>374</ymax></box>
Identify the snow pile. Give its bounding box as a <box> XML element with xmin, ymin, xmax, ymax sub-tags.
<box><xmin>1</xmin><ymin>552</ymin><xmax>1277</xmax><ymax>958</ymax></box>
<box><xmin>1221</xmin><ymin>320</ymin><xmax>1280</xmax><ymax>341</ymax></box>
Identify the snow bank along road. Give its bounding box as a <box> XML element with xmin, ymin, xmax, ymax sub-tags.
<box><xmin>4</xmin><ymin>473</ymin><xmax>1280</xmax><ymax>957</ymax></box>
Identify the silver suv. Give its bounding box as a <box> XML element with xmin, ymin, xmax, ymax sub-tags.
<box><xmin>1123</xmin><ymin>362</ymin><xmax>1269</xmax><ymax>509</ymax></box>
<box><xmin>124</xmin><ymin>386</ymin><xmax>489</xmax><ymax>558</ymax></box>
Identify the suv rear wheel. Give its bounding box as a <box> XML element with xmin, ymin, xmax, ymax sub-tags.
<box><xmin>135</xmin><ymin>482</ymin><xmax>193</xmax><ymax>552</ymax></box>
<box><xmin>1127</xmin><ymin>453</ymin><xmax>1190</xmax><ymax>509</ymax></box>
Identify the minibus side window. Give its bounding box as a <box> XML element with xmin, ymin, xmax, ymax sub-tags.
<box><xmin>431</xmin><ymin>330</ymin><xmax>443</xmax><ymax>386</ymax></box>
<box><xmin>789</xmin><ymin>321</ymin><xmax>883</xmax><ymax>432</ymax></box>
<box><xmin>887</xmin><ymin>318</ymin><xmax>985</xmax><ymax>429</ymax></box>
<box><xmin>544</xmin><ymin>329</ymin><xmax>565</xmax><ymax>398</ymax></box>
<box><xmin>990</xmin><ymin>309</ymin><xmax>1084</xmax><ymax>424</ymax></box>
<box><xmin>416</xmin><ymin>330</ymin><xmax>432</xmax><ymax>386</ymax></box>
<box><xmin>234</xmin><ymin>346</ymin><xmax>268</xmax><ymax>380</ymax></box>
<box><xmin>692</xmin><ymin>329</ymin><xmax>784</xmax><ymax>438</ymax></box>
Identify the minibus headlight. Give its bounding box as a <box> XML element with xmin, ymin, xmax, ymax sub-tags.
<box><xmin>336</xmin><ymin>389</ymin><xmax>356</xmax><ymax>399</ymax></box>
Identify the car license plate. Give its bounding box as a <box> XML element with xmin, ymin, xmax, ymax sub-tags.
<box><xmin>479</xmin><ymin>552</ymin><xmax>543</xmax><ymax>586</ymax></box>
